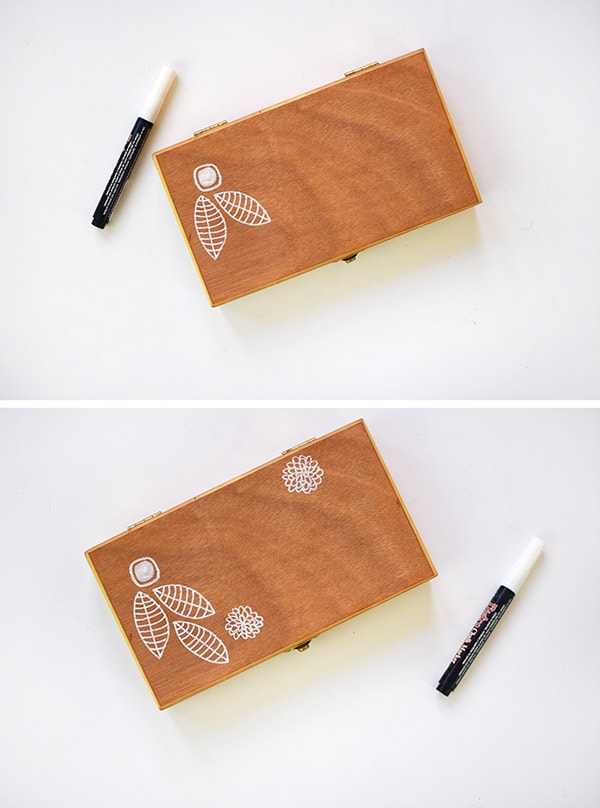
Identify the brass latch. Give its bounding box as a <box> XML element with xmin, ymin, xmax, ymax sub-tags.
<box><xmin>295</xmin><ymin>641</ymin><xmax>311</xmax><ymax>652</ymax></box>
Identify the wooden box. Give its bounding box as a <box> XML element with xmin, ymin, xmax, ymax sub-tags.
<box><xmin>85</xmin><ymin>420</ymin><xmax>436</xmax><ymax>709</ymax></box>
<box><xmin>153</xmin><ymin>49</ymin><xmax>480</xmax><ymax>306</ymax></box>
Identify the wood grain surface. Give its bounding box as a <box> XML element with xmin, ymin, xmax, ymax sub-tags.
<box><xmin>154</xmin><ymin>49</ymin><xmax>480</xmax><ymax>305</ymax></box>
<box><xmin>86</xmin><ymin>421</ymin><xmax>436</xmax><ymax>708</ymax></box>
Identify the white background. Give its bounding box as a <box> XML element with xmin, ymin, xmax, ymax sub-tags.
<box><xmin>1</xmin><ymin>407</ymin><xmax>599</xmax><ymax>807</ymax></box>
<box><xmin>1</xmin><ymin>0</ymin><xmax>599</xmax><ymax>399</ymax></box>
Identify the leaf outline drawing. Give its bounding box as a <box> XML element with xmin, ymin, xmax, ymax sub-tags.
<box><xmin>214</xmin><ymin>191</ymin><xmax>270</xmax><ymax>227</ymax></box>
<box><xmin>174</xmin><ymin>621</ymin><xmax>229</xmax><ymax>664</ymax></box>
<box><xmin>129</xmin><ymin>556</ymin><xmax>228</xmax><ymax>665</ymax></box>
<box><xmin>194</xmin><ymin>195</ymin><xmax>227</xmax><ymax>260</ymax></box>
<box><xmin>153</xmin><ymin>584</ymin><xmax>215</xmax><ymax>620</ymax></box>
<box><xmin>133</xmin><ymin>591</ymin><xmax>170</xmax><ymax>659</ymax></box>
<box><xmin>192</xmin><ymin>163</ymin><xmax>270</xmax><ymax>260</ymax></box>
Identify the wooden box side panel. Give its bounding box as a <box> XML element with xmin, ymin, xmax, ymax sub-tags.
<box><xmin>154</xmin><ymin>50</ymin><xmax>480</xmax><ymax>305</ymax></box>
<box><xmin>86</xmin><ymin>420</ymin><xmax>436</xmax><ymax>708</ymax></box>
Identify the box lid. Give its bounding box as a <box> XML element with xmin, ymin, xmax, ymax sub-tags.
<box><xmin>85</xmin><ymin>420</ymin><xmax>436</xmax><ymax>708</ymax></box>
<box><xmin>153</xmin><ymin>49</ymin><xmax>480</xmax><ymax>305</ymax></box>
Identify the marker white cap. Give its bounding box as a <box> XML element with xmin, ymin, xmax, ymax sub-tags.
<box><xmin>139</xmin><ymin>66</ymin><xmax>176</xmax><ymax>123</ymax></box>
<box><xmin>502</xmin><ymin>536</ymin><xmax>544</xmax><ymax>594</ymax></box>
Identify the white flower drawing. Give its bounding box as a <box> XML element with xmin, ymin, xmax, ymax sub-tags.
<box><xmin>225</xmin><ymin>606</ymin><xmax>264</xmax><ymax>640</ymax></box>
<box><xmin>281</xmin><ymin>455</ymin><xmax>324</xmax><ymax>494</ymax></box>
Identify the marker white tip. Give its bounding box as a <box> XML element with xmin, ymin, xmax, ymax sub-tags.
<box><xmin>139</xmin><ymin>66</ymin><xmax>177</xmax><ymax>123</ymax></box>
<box><xmin>502</xmin><ymin>536</ymin><xmax>544</xmax><ymax>594</ymax></box>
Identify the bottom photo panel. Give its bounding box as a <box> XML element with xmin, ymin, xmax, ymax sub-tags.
<box><xmin>1</xmin><ymin>407</ymin><xmax>598</xmax><ymax>808</ymax></box>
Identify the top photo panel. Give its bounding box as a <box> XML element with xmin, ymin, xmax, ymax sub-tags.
<box><xmin>2</xmin><ymin>0</ymin><xmax>598</xmax><ymax>400</ymax></box>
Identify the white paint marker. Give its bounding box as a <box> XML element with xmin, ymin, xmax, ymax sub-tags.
<box><xmin>92</xmin><ymin>66</ymin><xmax>176</xmax><ymax>228</ymax></box>
<box><xmin>436</xmin><ymin>537</ymin><xmax>544</xmax><ymax>696</ymax></box>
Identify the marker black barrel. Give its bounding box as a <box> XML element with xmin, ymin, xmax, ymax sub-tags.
<box><xmin>92</xmin><ymin>117</ymin><xmax>153</xmax><ymax>229</ymax></box>
<box><xmin>436</xmin><ymin>585</ymin><xmax>515</xmax><ymax>696</ymax></box>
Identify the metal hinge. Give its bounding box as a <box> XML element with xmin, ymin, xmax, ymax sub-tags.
<box><xmin>281</xmin><ymin>438</ymin><xmax>316</xmax><ymax>455</ymax></box>
<box><xmin>344</xmin><ymin>61</ymin><xmax>379</xmax><ymax>77</ymax></box>
<box><xmin>127</xmin><ymin>511</ymin><xmax>162</xmax><ymax>530</ymax></box>
<box><xmin>193</xmin><ymin>120</ymin><xmax>228</xmax><ymax>137</ymax></box>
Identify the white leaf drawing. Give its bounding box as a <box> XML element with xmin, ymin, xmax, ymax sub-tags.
<box><xmin>152</xmin><ymin>584</ymin><xmax>215</xmax><ymax>620</ymax></box>
<box><xmin>281</xmin><ymin>455</ymin><xmax>324</xmax><ymax>494</ymax></box>
<box><xmin>194</xmin><ymin>194</ymin><xmax>227</xmax><ymax>260</ymax></box>
<box><xmin>133</xmin><ymin>591</ymin><xmax>170</xmax><ymax>659</ymax></box>
<box><xmin>225</xmin><ymin>605</ymin><xmax>264</xmax><ymax>640</ymax></box>
<box><xmin>174</xmin><ymin>621</ymin><xmax>229</xmax><ymax>664</ymax></box>
<box><xmin>214</xmin><ymin>191</ymin><xmax>271</xmax><ymax>227</ymax></box>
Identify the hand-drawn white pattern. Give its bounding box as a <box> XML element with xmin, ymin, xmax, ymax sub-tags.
<box><xmin>133</xmin><ymin>591</ymin><xmax>170</xmax><ymax>659</ymax></box>
<box><xmin>129</xmin><ymin>556</ymin><xmax>229</xmax><ymax>665</ymax></box>
<box><xmin>214</xmin><ymin>191</ymin><xmax>270</xmax><ymax>226</ymax></box>
<box><xmin>153</xmin><ymin>584</ymin><xmax>215</xmax><ymax>620</ymax></box>
<box><xmin>192</xmin><ymin>163</ymin><xmax>270</xmax><ymax>260</ymax></box>
<box><xmin>193</xmin><ymin>163</ymin><xmax>222</xmax><ymax>192</ymax></box>
<box><xmin>225</xmin><ymin>606</ymin><xmax>264</xmax><ymax>640</ymax></box>
<box><xmin>129</xmin><ymin>557</ymin><xmax>160</xmax><ymax>587</ymax></box>
<box><xmin>194</xmin><ymin>195</ymin><xmax>227</xmax><ymax>260</ymax></box>
<box><xmin>282</xmin><ymin>455</ymin><xmax>324</xmax><ymax>494</ymax></box>
<box><xmin>174</xmin><ymin>621</ymin><xmax>229</xmax><ymax>664</ymax></box>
